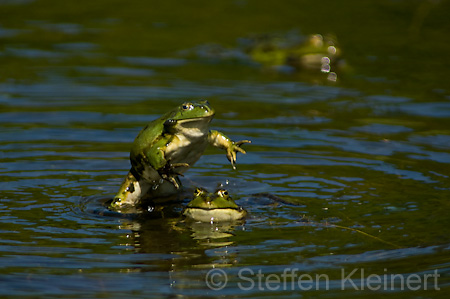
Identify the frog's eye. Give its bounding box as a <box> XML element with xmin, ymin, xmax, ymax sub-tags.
<box><xmin>182</xmin><ymin>103</ymin><xmax>194</xmax><ymax>110</ymax></box>
<box><xmin>217</xmin><ymin>189</ymin><xmax>229</xmax><ymax>197</ymax></box>
<box><xmin>194</xmin><ymin>188</ymin><xmax>207</xmax><ymax>197</ymax></box>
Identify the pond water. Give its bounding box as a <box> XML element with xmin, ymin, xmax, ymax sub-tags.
<box><xmin>1</xmin><ymin>0</ymin><xmax>449</xmax><ymax>297</ymax></box>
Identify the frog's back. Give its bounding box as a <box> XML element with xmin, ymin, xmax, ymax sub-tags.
<box><xmin>130</xmin><ymin>118</ymin><xmax>164</xmax><ymax>158</ymax></box>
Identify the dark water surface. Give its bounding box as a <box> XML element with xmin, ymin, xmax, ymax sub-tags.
<box><xmin>1</xmin><ymin>0</ymin><xmax>450</xmax><ymax>297</ymax></box>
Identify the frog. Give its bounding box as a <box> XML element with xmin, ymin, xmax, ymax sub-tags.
<box><xmin>183</xmin><ymin>188</ymin><xmax>247</xmax><ymax>222</ymax></box>
<box><xmin>248</xmin><ymin>34</ymin><xmax>341</xmax><ymax>72</ymax></box>
<box><xmin>111</xmin><ymin>101</ymin><xmax>250</xmax><ymax>210</ymax></box>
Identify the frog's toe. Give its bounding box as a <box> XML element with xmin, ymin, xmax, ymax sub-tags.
<box><xmin>234</xmin><ymin>140</ymin><xmax>251</xmax><ymax>154</ymax></box>
<box><xmin>228</xmin><ymin>152</ymin><xmax>241</xmax><ymax>170</ymax></box>
<box><xmin>161</xmin><ymin>173</ymin><xmax>181</xmax><ymax>189</ymax></box>
<box><xmin>167</xmin><ymin>176</ymin><xmax>181</xmax><ymax>189</ymax></box>
<box><xmin>171</xmin><ymin>162</ymin><xmax>190</xmax><ymax>173</ymax></box>
<box><xmin>236</xmin><ymin>140</ymin><xmax>251</xmax><ymax>147</ymax></box>
<box><xmin>227</xmin><ymin>140</ymin><xmax>251</xmax><ymax>169</ymax></box>
<box><xmin>235</xmin><ymin>147</ymin><xmax>246</xmax><ymax>154</ymax></box>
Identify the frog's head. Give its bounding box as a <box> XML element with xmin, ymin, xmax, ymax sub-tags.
<box><xmin>164</xmin><ymin>101</ymin><xmax>214</xmax><ymax>135</ymax></box>
<box><xmin>187</xmin><ymin>188</ymin><xmax>239</xmax><ymax>209</ymax></box>
<box><xmin>110</xmin><ymin>171</ymin><xmax>143</xmax><ymax>209</ymax></box>
<box><xmin>184</xmin><ymin>188</ymin><xmax>246</xmax><ymax>222</ymax></box>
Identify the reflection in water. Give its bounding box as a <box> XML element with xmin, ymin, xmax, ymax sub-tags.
<box><xmin>124</xmin><ymin>217</ymin><xmax>243</xmax><ymax>251</ymax></box>
<box><xmin>114</xmin><ymin>205</ymin><xmax>244</xmax><ymax>280</ymax></box>
<box><xmin>184</xmin><ymin>221</ymin><xmax>243</xmax><ymax>244</ymax></box>
<box><xmin>79</xmin><ymin>194</ymin><xmax>245</xmax><ymax>292</ymax></box>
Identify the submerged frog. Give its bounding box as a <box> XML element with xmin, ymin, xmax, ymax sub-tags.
<box><xmin>111</xmin><ymin>101</ymin><xmax>250</xmax><ymax>209</ymax></box>
<box><xmin>249</xmin><ymin>34</ymin><xmax>341</xmax><ymax>73</ymax></box>
<box><xmin>183</xmin><ymin>188</ymin><xmax>247</xmax><ymax>222</ymax></box>
<box><xmin>185</xmin><ymin>32</ymin><xmax>344</xmax><ymax>81</ymax></box>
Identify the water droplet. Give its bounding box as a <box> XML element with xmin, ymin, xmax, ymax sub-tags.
<box><xmin>327</xmin><ymin>72</ymin><xmax>337</xmax><ymax>82</ymax></box>
<box><xmin>328</xmin><ymin>45</ymin><xmax>337</xmax><ymax>55</ymax></box>
<box><xmin>152</xmin><ymin>184</ymin><xmax>159</xmax><ymax>190</ymax></box>
<box><xmin>321</xmin><ymin>56</ymin><xmax>330</xmax><ymax>64</ymax></box>
<box><xmin>321</xmin><ymin>57</ymin><xmax>331</xmax><ymax>73</ymax></box>
<box><xmin>147</xmin><ymin>206</ymin><xmax>154</xmax><ymax>212</ymax></box>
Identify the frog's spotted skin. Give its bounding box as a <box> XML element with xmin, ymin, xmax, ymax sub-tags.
<box><xmin>111</xmin><ymin>101</ymin><xmax>250</xmax><ymax>209</ymax></box>
<box><xmin>183</xmin><ymin>188</ymin><xmax>247</xmax><ymax>222</ymax></box>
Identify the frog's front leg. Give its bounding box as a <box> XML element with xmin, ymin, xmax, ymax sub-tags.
<box><xmin>158</xmin><ymin>161</ymin><xmax>189</xmax><ymax>189</ymax></box>
<box><xmin>208</xmin><ymin>130</ymin><xmax>251</xmax><ymax>169</ymax></box>
<box><xmin>147</xmin><ymin>145</ymin><xmax>188</xmax><ymax>189</ymax></box>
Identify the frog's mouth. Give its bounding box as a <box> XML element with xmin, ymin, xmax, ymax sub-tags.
<box><xmin>166</xmin><ymin>116</ymin><xmax>214</xmax><ymax>136</ymax></box>
<box><xmin>177</xmin><ymin>116</ymin><xmax>212</xmax><ymax>123</ymax></box>
<box><xmin>165</xmin><ymin>115</ymin><xmax>213</xmax><ymax>127</ymax></box>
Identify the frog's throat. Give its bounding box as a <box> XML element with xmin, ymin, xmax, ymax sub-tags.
<box><xmin>184</xmin><ymin>207</ymin><xmax>246</xmax><ymax>222</ymax></box>
<box><xmin>187</xmin><ymin>207</ymin><xmax>241</xmax><ymax>211</ymax></box>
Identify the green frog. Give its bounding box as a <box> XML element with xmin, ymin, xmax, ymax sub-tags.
<box><xmin>249</xmin><ymin>34</ymin><xmax>341</xmax><ymax>72</ymax></box>
<box><xmin>183</xmin><ymin>188</ymin><xmax>247</xmax><ymax>222</ymax></box>
<box><xmin>111</xmin><ymin>101</ymin><xmax>250</xmax><ymax>209</ymax></box>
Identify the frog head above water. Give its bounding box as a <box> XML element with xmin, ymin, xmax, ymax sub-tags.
<box><xmin>162</xmin><ymin>101</ymin><xmax>214</xmax><ymax>136</ymax></box>
<box><xmin>183</xmin><ymin>188</ymin><xmax>247</xmax><ymax>222</ymax></box>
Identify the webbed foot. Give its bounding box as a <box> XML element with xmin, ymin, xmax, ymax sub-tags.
<box><xmin>159</xmin><ymin>162</ymin><xmax>190</xmax><ymax>189</ymax></box>
<box><xmin>208</xmin><ymin>130</ymin><xmax>251</xmax><ymax>170</ymax></box>
<box><xmin>226</xmin><ymin>140</ymin><xmax>251</xmax><ymax>169</ymax></box>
